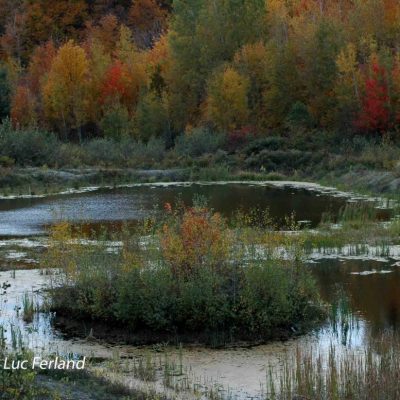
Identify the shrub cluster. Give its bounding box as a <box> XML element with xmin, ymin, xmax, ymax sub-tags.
<box><xmin>46</xmin><ymin>205</ymin><xmax>321</xmax><ymax>343</ymax></box>
<box><xmin>3</xmin><ymin>119</ymin><xmax>399</xmax><ymax>177</ymax></box>
<box><xmin>0</xmin><ymin>120</ymin><xmax>168</xmax><ymax>168</ymax></box>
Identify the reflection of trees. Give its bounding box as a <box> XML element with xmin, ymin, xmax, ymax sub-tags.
<box><xmin>312</xmin><ymin>259</ymin><xmax>400</xmax><ymax>337</ymax></box>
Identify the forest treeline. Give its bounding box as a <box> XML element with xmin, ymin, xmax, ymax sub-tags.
<box><xmin>0</xmin><ymin>0</ymin><xmax>400</xmax><ymax>143</ymax></box>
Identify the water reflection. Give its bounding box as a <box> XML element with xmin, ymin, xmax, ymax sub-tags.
<box><xmin>0</xmin><ymin>183</ymin><xmax>348</xmax><ymax>236</ymax></box>
<box><xmin>312</xmin><ymin>258</ymin><xmax>400</xmax><ymax>339</ymax></box>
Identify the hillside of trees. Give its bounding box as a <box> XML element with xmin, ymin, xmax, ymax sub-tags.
<box><xmin>1</xmin><ymin>0</ymin><xmax>400</xmax><ymax>145</ymax></box>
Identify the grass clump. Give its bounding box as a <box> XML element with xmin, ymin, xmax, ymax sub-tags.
<box><xmin>21</xmin><ymin>292</ymin><xmax>37</xmax><ymax>323</ymax></box>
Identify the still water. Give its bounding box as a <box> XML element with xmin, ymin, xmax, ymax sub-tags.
<box><xmin>0</xmin><ymin>182</ymin><xmax>349</xmax><ymax>236</ymax></box>
<box><xmin>0</xmin><ymin>182</ymin><xmax>397</xmax><ymax>398</ymax></box>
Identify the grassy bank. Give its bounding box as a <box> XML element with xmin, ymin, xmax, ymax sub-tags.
<box><xmin>2</xmin><ymin>121</ymin><xmax>400</xmax><ymax>197</ymax></box>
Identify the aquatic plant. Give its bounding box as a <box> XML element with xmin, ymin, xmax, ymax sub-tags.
<box><xmin>267</xmin><ymin>333</ymin><xmax>400</xmax><ymax>400</ymax></box>
<box><xmin>22</xmin><ymin>292</ymin><xmax>36</xmax><ymax>323</ymax></box>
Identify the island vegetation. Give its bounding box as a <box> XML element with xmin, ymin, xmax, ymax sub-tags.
<box><xmin>44</xmin><ymin>202</ymin><xmax>323</xmax><ymax>345</ymax></box>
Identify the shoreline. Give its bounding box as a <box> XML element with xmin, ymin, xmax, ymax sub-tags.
<box><xmin>0</xmin><ymin>166</ymin><xmax>397</xmax><ymax>203</ymax></box>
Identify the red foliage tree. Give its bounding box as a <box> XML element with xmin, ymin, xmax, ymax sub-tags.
<box><xmin>100</xmin><ymin>60</ymin><xmax>130</xmax><ymax>104</ymax></box>
<box><xmin>355</xmin><ymin>63</ymin><xmax>390</xmax><ymax>133</ymax></box>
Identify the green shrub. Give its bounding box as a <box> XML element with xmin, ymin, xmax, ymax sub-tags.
<box><xmin>244</xmin><ymin>149</ymin><xmax>320</xmax><ymax>172</ymax></box>
<box><xmin>0</xmin><ymin>155</ymin><xmax>14</xmax><ymax>167</ymax></box>
<box><xmin>55</xmin><ymin>143</ymin><xmax>85</xmax><ymax>167</ymax></box>
<box><xmin>100</xmin><ymin>104</ymin><xmax>133</xmax><ymax>139</ymax></box>
<box><xmin>134</xmin><ymin>92</ymin><xmax>170</xmax><ymax>141</ymax></box>
<box><xmin>243</xmin><ymin>136</ymin><xmax>286</xmax><ymax>155</ymax></box>
<box><xmin>175</xmin><ymin>128</ymin><xmax>226</xmax><ymax>157</ymax></box>
<box><xmin>132</xmin><ymin>137</ymin><xmax>166</xmax><ymax>164</ymax></box>
<box><xmin>0</xmin><ymin>119</ymin><xmax>58</xmax><ymax>166</ymax></box>
<box><xmin>82</xmin><ymin>138</ymin><xmax>123</xmax><ymax>167</ymax></box>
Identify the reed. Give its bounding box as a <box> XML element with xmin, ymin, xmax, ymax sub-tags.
<box><xmin>267</xmin><ymin>333</ymin><xmax>400</xmax><ymax>400</ymax></box>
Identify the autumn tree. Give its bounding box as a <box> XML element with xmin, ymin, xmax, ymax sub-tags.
<box><xmin>0</xmin><ymin>0</ymin><xmax>23</xmax><ymax>36</ymax></box>
<box><xmin>86</xmin><ymin>39</ymin><xmax>112</xmax><ymax>124</ymax></box>
<box><xmin>263</xmin><ymin>43</ymin><xmax>303</xmax><ymax>129</ymax></box>
<box><xmin>22</xmin><ymin>0</ymin><xmax>87</xmax><ymax>51</ymax></box>
<box><xmin>128</xmin><ymin>0</ymin><xmax>167</xmax><ymax>48</ymax></box>
<box><xmin>101</xmin><ymin>60</ymin><xmax>132</xmax><ymax>106</ymax></box>
<box><xmin>134</xmin><ymin>91</ymin><xmax>170</xmax><ymax>140</ymax></box>
<box><xmin>114</xmin><ymin>25</ymin><xmax>147</xmax><ymax>109</ymax></box>
<box><xmin>42</xmin><ymin>41</ymin><xmax>89</xmax><ymax>140</ymax></box>
<box><xmin>302</xmin><ymin>21</ymin><xmax>343</xmax><ymax>127</ymax></box>
<box><xmin>391</xmin><ymin>54</ymin><xmax>400</xmax><ymax>123</ymax></box>
<box><xmin>100</xmin><ymin>103</ymin><xmax>132</xmax><ymax>138</ymax></box>
<box><xmin>168</xmin><ymin>0</ymin><xmax>266</xmax><ymax>130</ymax></box>
<box><xmin>334</xmin><ymin>43</ymin><xmax>362</xmax><ymax>131</ymax></box>
<box><xmin>207</xmin><ymin>67</ymin><xmax>249</xmax><ymax>132</ymax></box>
<box><xmin>233</xmin><ymin>42</ymin><xmax>270</xmax><ymax>128</ymax></box>
<box><xmin>146</xmin><ymin>34</ymin><xmax>169</xmax><ymax>97</ymax></box>
<box><xmin>0</xmin><ymin>12</ymin><xmax>26</xmax><ymax>62</ymax></box>
<box><xmin>85</xmin><ymin>14</ymin><xmax>120</xmax><ymax>55</ymax></box>
<box><xmin>355</xmin><ymin>60</ymin><xmax>390</xmax><ymax>133</ymax></box>
<box><xmin>10</xmin><ymin>86</ymin><xmax>36</xmax><ymax>128</ymax></box>
<box><xmin>267</xmin><ymin>0</ymin><xmax>289</xmax><ymax>46</ymax></box>
<box><xmin>27</xmin><ymin>41</ymin><xmax>56</xmax><ymax>94</ymax></box>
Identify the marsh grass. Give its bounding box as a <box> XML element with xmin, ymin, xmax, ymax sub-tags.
<box><xmin>133</xmin><ymin>353</ymin><xmax>157</xmax><ymax>382</ymax></box>
<box><xmin>267</xmin><ymin>334</ymin><xmax>400</xmax><ymax>400</ymax></box>
<box><xmin>292</xmin><ymin>201</ymin><xmax>400</xmax><ymax>258</ymax></box>
<box><xmin>22</xmin><ymin>292</ymin><xmax>37</xmax><ymax>323</ymax></box>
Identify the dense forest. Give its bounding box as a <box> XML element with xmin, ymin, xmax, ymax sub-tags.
<box><xmin>0</xmin><ymin>0</ymin><xmax>400</xmax><ymax>144</ymax></box>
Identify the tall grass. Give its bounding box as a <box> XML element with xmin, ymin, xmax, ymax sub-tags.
<box><xmin>267</xmin><ymin>334</ymin><xmax>400</xmax><ymax>400</ymax></box>
<box><xmin>22</xmin><ymin>292</ymin><xmax>37</xmax><ymax>323</ymax></box>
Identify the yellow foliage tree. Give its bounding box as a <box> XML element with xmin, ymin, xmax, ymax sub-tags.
<box><xmin>207</xmin><ymin>67</ymin><xmax>250</xmax><ymax>132</ymax></box>
<box><xmin>334</xmin><ymin>42</ymin><xmax>362</xmax><ymax>128</ymax></box>
<box><xmin>42</xmin><ymin>40</ymin><xmax>89</xmax><ymax>140</ymax></box>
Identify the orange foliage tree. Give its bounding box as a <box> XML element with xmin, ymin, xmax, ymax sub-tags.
<box><xmin>10</xmin><ymin>86</ymin><xmax>36</xmax><ymax>128</ymax></box>
<box><xmin>160</xmin><ymin>204</ymin><xmax>231</xmax><ymax>278</ymax></box>
<box><xmin>23</xmin><ymin>0</ymin><xmax>87</xmax><ymax>50</ymax></box>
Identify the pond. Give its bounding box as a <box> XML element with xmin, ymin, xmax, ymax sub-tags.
<box><xmin>0</xmin><ymin>181</ymin><xmax>397</xmax><ymax>399</ymax></box>
<box><xmin>0</xmin><ymin>181</ymin><xmax>360</xmax><ymax>236</ymax></box>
